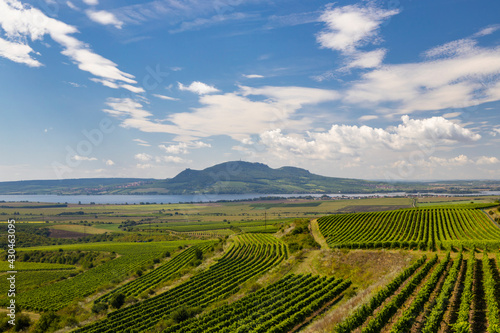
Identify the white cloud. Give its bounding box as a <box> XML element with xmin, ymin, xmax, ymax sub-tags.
<box><xmin>72</xmin><ymin>155</ymin><xmax>97</xmax><ymax>161</ymax></box>
<box><xmin>0</xmin><ymin>36</ymin><xmax>41</xmax><ymax>67</ymax></box>
<box><xmin>103</xmin><ymin>85</ymin><xmax>339</xmax><ymax>142</ymax></box>
<box><xmin>243</xmin><ymin>74</ymin><xmax>265</xmax><ymax>79</ymax></box>
<box><xmin>429</xmin><ymin>155</ymin><xmax>471</xmax><ymax>167</ymax></box>
<box><xmin>476</xmin><ymin>156</ymin><xmax>500</xmax><ymax>165</ymax></box>
<box><xmin>156</xmin><ymin>155</ymin><xmax>189</xmax><ymax>164</ymax></box>
<box><xmin>257</xmin><ymin>115</ymin><xmax>480</xmax><ymax>160</ymax></box>
<box><xmin>0</xmin><ymin>0</ymin><xmax>141</xmax><ymax>91</ymax></box>
<box><xmin>104</xmin><ymin>159</ymin><xmax>115</xmax><ymax>166</ymax></box>
<box><xmin>344</xmin><ymin>48</ymin><xmax>386</xmax><ymax>69</ymax></box>
<box><xmin>473</xmin><ymin>25</ymin><xmax>500</xmax><ymax>37</ymax></box>
<box><xmin>442</xmin><ymin>112</ymin><xmax>462</xmax><ymax>119</ymax></box>
<box><xmin>344</xmin><ymin>44</ymin><xmax>500</xmax><ymax>114</ymax></box>
<box><xmin>316</xmin><ymin>3</ymin><xmax>397</xmax><ymax>74</ymax></box>
<box><xmin>86</xmin><ymin>10</ymin><xmax>123</xmax><ymax>29</ymax></box>
<box><xmin>83</xmin><ymin>0</ymin><xmax>98</xmax><ymax>5</ymax></box>
<box><xmin>159</xmin><ymin>143</ymin><xmax>189</xmax><ymax>155</ymax></box>
<box><xmin>491</xmin><ymin>128</ymin><xmax>500</xmax><ymax>136</ymax></box>
<box><xmin>66</xmin><ymin>1</ymin><xmax>79</xmax><ymax>11</ymax></box>
<box><xmin>133</xmin><ymin>138</ymin><xmax>151</xmax><ymax>147</ymax></box>
<box><xmin>169</xmin><ymin>12</ymin><xmax>251</xmax><ymax>34</ymax></box>
<box><xmin>159</xmin><ymin>141</ymin><xmax>211</xmax><ymax>154</ymax></box>
<box><xmin>178</xmin><ymin>81</ymin><xmax>220</xmax><ymax>95</ymax></box>
<box><xmin>358</xmin><ymin>115</ymin><xmax>378</xmax><ymax>121</ymax></box>
<box><xmin>134</xmin><ymin>153</ymin><xmax>152</xmax><ymax>162</ymax></box>
<box><xmin>136</xmin><ymin>163</ymin><xmax>152</xmax><ymax>169</ymax></box>
<box><xmin>424</xmin><ymin>39</ymin><xmax>477</xmax><ymax>59</ymax></box>
<box><xmin>153</xmin><ymin>94</ymin><xmax>179</xmax><ymax>101</ymax></box>
<box><xmin>317</xmin><ymin>4</ymin><xmax>399</xmax><ymax>53</ymax></box>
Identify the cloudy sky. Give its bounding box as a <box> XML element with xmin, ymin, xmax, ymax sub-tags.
<box><xmin>1</xmin><ymin>0</ymin><xmax>500</xmax><ymax>182</ymax></box>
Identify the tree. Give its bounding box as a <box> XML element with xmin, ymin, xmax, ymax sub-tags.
<box><xmin>33</xmin><ymin>312</ymin><xmax>60</xmax><ymax>333</ymax></box>
<box><xmin>110</xmin><ymin>293</ymin><xmax>126</xmax><ymax>309</ymax></box>
<box><xmin>194</xmin><ymin>248</ymin><xmax>203</xmax><ymax>260</ymax></box>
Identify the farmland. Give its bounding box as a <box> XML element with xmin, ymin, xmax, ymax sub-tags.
<box><xmin>0</xmin><ymin>195</ymin><xmax>498</xmax><ymax>332</ymax></box>
<box><xmin>317</xmin><ymin>206</ymin><xmax>500</xmax><ymax>250</ymax></box>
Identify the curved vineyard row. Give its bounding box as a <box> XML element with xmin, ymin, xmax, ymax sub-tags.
<box><xmin>335</xmin><ymin>250</ymin><xmax>500</xmax><ymax>333</ymax></box>
<box><xmin>162</xmin><ymin>274</ymin><xmax>350</xmax><ymax>333</ymax></box>
<box><xmin>73</xmin><ymin>234</ymin><xmax>288</xmax><ymax>333</ymax></box>
<box><xmin>318</xmin><ymin>207</ymin><xmax>500</xmax><ymax>250</ymax></box>
<box><xmin>16</xmin><ymin>241</ymin><xmax>204</xmax><ymax>311</ymax></box>
<box><xmin>96</xmin><ymin>242</ymin><xmax>216</xmax><ymax>303</ymax></box>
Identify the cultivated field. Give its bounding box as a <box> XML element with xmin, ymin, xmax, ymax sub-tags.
<box><xmin>0</xmin><ymin>195</ymin><xmax>498</xmax><ymax>332</ymax></box>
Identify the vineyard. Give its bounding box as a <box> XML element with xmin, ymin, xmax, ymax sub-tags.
<box><xmin>334</xmin><ymin>250</ymin><xmax>500</xmax><ymax>333</ymax></box>
<box><xmin>96</xmin><ymin>242</ymin><xmax>216</xmax><ymax>303</ymax></box>
<box><xmin>73</xmin><ymin>234</ymin><xmax>288</xmax><ymax>333</ymax></box>
<box><xmin>14</xmin><ymin>240</ymin><xmax>205</xmax><ymax>311</ymax></box>
<box><xmin>163</xmin><ymin>274</ymin><xmax>351</xmax><ymax>333</ymax></box>
<box><xmin>317</xmin><ymin>207</ymin><xmax>500</xmax><ymax>250</ymax></box>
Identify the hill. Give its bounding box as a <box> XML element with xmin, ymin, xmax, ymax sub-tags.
<box><xmin>0</xmin><ymin>178</ymin><xmax>154</xmax><ymax>195</ymax></box>
<box><xmin>153</xmin><ymin>161</ymin><xmax>396</xmax><ymax>194</ymax></box>
<box><xmin>1</xmin><ymin>161</ymin><xmax>499</xmax><ymax>195</ymax></box>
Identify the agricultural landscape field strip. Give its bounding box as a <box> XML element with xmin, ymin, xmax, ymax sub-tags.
<box><xmin>15</xmin><ymin>240</ymin><xmax>206</xmax><ymax>311</ymax></box>
<box><xmin>334</xmin><ymin>250</ymin><xmax>500</xmax><ymax>333</ymax></box>
<box><xmin>73</xmin><ymin>234</ymin><xmax>288</xmax><ymax>333</ymax></box>
<box><xmin>318</xmin><ymin>207</ymin><xmax>500</xmax><ymax>249</ymax></box>
<box><xmin>96</xmin><ymin>241</ymin><xmax>217</xmax><ymax>303</ymax></box>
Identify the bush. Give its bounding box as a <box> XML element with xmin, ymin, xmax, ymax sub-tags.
<box><xmin>33</xmin><ymin>312</ymin><xmax>60</xmax><ymax>333</ymax></box>
<box><xmin>194</xmin><ymin>248</ymin><xmax>203</xmax><ymax>260</ymax></box>
<box><xmin>110</xmin><ymin>293</ymin><xmax>126</xmax><ymax>309</ymax></box>
<box><xmin>15</xmin><ymin>314</ymin><xmax>31</xmax><ymax>332</ymax></box>
<box><xmin>171</xmin><ymin>306</ymin><xmax>201</xmax><ymax>323</ymax></box>
<box><xmin>92</xmin><ymin>302</ymin><xmax>109</xmax><ymax>314</ymax></box>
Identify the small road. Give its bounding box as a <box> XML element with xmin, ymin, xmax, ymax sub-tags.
<box><xmin>310</xmin><ymin>218</ymin><xmax>329</xmax><ymax>250</ymax></box>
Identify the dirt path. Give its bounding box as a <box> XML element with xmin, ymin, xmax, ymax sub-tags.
<box><xmin>310</xmin><ymin>219</ymin><xmax>329</xmax><ymax>250</ymax></box>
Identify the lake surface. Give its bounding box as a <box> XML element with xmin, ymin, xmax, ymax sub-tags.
<box><xmin>0</xmin><ymin>191</ymin><xmax>498</xmax><ymax>205</ymax></box>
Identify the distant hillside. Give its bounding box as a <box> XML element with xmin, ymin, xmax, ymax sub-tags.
<box><xmin>1</xmin><ymin>161</ymin><xmax>498</xmax><ymax>195</ymax></box>
<box><xmin>0</xmin><ymin>178</ymin><xmax>153</xmax><ymax>195</ymax></box>
<box><xmin>150</xmin><ymin>161</ymin><xmax>396</xmax><ymax>194</ymax></box>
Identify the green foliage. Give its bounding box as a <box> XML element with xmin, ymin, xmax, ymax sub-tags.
<box><xmin>15</xmin><ymin>240</ymin><xmax>202</xmax><ymax>311</ymax></box>
<box><xmin>14</xmin><ymin>314</ymin><xmax>31</xmax><ymax>332</ymax></box>
<box><xmin>110</xmin><ymin>293</ymin><xmax>126</xmax><ymax>309</ymax></box>
<box><xmin>91</xmin><ymin>302</ymin><xmax>108</xmax><ymax>314</ymax></box>
<box><xmin>282</xmin><ymin>219</ymin><xmax>320</xmax><ymax>253</ymax></box>
<box><xmin>96</xmin><ymin>242</ymin><xmax>215</xmax><ymax>303</ymax></box>
<box><xmin>318</xmin><ymin>207</ymin><xmax>500</xmax><ymax>250</ymax></box>
<box><xmin>73</xmin><ymin>234</ymin><xmax>288</xmax><ymax>333</ymax></box>
<box><xmin>32</xmin><ymin>312</ymin><xmax>60</xmax><ymax>333</ymax></box>
<box><xmin>335</xmin><ymin>255</ymin><xmax>427</xmax><ymax>333</ymax></box>
<box><xmin>170</xmin><ymin>306</ymin><xmax>201</xmax><ymax>323</ymax></box>
<box><xmin>163</xmin><ymin>274</ymin><xmax>350</xmax><ymax>333</ymax></box>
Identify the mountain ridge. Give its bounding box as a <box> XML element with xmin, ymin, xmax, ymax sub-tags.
<box><xmin>0</xmin><ymin>161</ymin><xmax>498</xmax><ymax>195</ymax></box>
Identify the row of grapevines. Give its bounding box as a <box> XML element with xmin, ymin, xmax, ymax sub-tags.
<box><xmin>96</xmin><ymin>242</ymin><xmax>216</xmax><ymax>303</ymax></box>
<box><xmin>422</xmin><ymin>251</ymin><xmax>463</xmax><ymax>332</ymax></box>
<box><xmin>389</xmin><ymin>253</ymin><xmax>452</xmax><ymax>332</ymax></box>
<box><xmin>163</xmin><ymin>274</ymin><xmax>350</xmax><ymax>333</ymax></box>
<box><xmin>452</xmin><ymin>249</ymin><xmax>476</xmax><ymax>333</ymax></box>
<box><xmin>482</xmin><ymin>251</ymin><xmax>500</xmax><ymax>333</ymax></box>
<box><xmin>360</xmin><ymin>254</ymin><xmax>438</xmax><ymax>333</ymax></box>
<box><xmin>16</xmin><ymin>241</ymin><xmax>199</xmax><ymax>311</ymax></box>
<box><xmin>334</xmin><ymin>255</ymin><xmax>427</xmax><ymax>333</ymax></box>
<box><xmin>72</xmin><ymin>236</ymin><xmax>287</xmax><ymax>333</ymax></box>
<box><xmin>318</xmin><ymin>207</ymin><xmax>500</xmax><ymax>250</ymax></box>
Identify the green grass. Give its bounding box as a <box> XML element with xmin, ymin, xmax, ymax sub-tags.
<box><xmin>0</xmin><ymin>261</ymin><xmax>76</xmax><ymax>271</ymax></box>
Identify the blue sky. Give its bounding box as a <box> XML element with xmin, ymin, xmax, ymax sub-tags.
<box><xmin>1</xmin><ymin>0</ymin><xmax>500</xmax><ymax>182</ymax></box>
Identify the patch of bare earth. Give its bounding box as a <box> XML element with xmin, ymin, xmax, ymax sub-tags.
<box><xmin>49</xmin><ymin>228</ymin><xmax>86</xmax><ymax>238</ymax></box>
